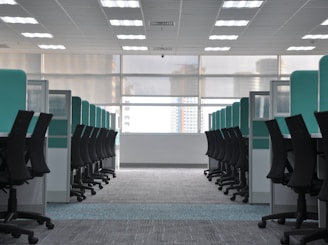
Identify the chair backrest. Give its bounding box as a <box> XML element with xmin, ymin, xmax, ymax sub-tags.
<box><xmin>95</xmin><ymin>128</ymin><xmax>107</xmax><ymax>159</ymax></box>
<box><xmin>233</xmin><ymin>126</ymin><xmax>248</xmax><ymax>171</ymax></box>
<box><xmin>314</xmin><ymin>111</ymin><xmax>328</xmax><ymax>201</ymax></box>
<box><xmin>88</xmin><ymin>127</ymin><xmax>100</xmax><ymax>162</ymax></box>
<box><xmin>80</xmin><ymin>125</ymin><xmax>93</xmax><ymax>164</ymax></box>
<box><xmin>285</xmin><ymin>114</ymin><xmax>317</xmax><ymax>190</ymax></box>
<box><xmin>265</xmin><ymin>119</ymin><xmax>293</xmax><ymax>183</ymax></box>
<box><xmin>28</xmin><ymin>112</ymin><xmax>53</xmax><ymax>177</ymax></box>
<box><xmin>71</xmin><ymin>124</ymin><xmax>85</xmax><ymax>169</ymax></box>
<box><xmin>215</xmin><ymin>129</ymin><xmax>225</xmax><ymax>161</ymax></box>
<box><xmin>221</xmin><ymin>128</ymin><xmax>232</xmax><ymax>163</ymax></box>
<box><xmin>227</xmin><ymin>127</ymin><xmax>240</xmax><ymax>166</ymax></box>
<box><xmin>6</xmin><ymin>110</ymin><xmax>34</xmax><ymax>183</ymax></box>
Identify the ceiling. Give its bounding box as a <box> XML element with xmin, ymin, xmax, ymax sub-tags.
<box><xmin>0</xmin><ymin>0</ymin><xmax>328</xmax><ymax>56</ymax></box>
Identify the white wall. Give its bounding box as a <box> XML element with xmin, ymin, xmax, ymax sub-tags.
<box><xmin>120</xmin><ymin>133</ymin><xmax>208</xmax><ymax>167</ymax></box>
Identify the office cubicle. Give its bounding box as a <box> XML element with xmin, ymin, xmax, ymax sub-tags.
<box><xmin>248</xmin><ymin>91</ymin><xmax>270</xmax><ymax>204</ymax></box>
<box><xmin>47</xmin><ymin>90</ymin><xmax>72</xmax><ymax>203</ymax></box>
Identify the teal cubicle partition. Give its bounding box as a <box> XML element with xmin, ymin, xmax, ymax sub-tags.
<box><xmin>0</xmin><ymin>69</ymin><xmax>26</xmax><ymax>132</ymax></box>
<box><xmin>47</xmin><ymin>90</ymin><xmax>72</xmax><ymax>203</ymax></box>
<box><xmin>225</xmin><ymin>106</ymin><xmax>232</xmax><ymax>128</ymax></box>
<box><xmin>101</xmin><ymin>109</ymin><xmax>106</xmax><ymax>128</ymax></box>
<box><xmin>90</xmin><ymin>104</ymin><xmax>96</xmax><ymax>127</ymax></box>
<box><xmin>81</xmin><ymin>100</ymin><xmax>90</xmax><ymax>125</ymax></box>
<box><xmin>215</xmin><ymin>110</ymin><xmax>221</xmax><ymax>130</ymax></box>
<box><xmin>220</xmin><ymin>109</ymin><xmax>226</xmax><ymax>129</ymax></box>
<box><xmin>319</xmin><ymin>55</ymin><xmax>328</xmax><ymax>111</ymax></box>
<box><xmin>290</xmin><ymin>70</ymin><xmax>319</xmax><ymax>133</ymax></box>
<box><xmin>232</xmin><ymin>102</ymin><xmax>240</xmax><ymax>127</ymax></box>
<box><xmin>239</xmin><ymin>97</ymin><xmax>249</xmax><ymax>136</ymax></box>
<box><xmin>72</xmin><ymin>96</ymin><xmax>82</xmax><ymax>132</ymax></box>
<box><xmin>106</xmin><ymin>111</ymin><xmax>111</xmax><ymax>129</ymax></box>
<box><xmin>249</xmin><ymin>91</ymin><xmax>270</xmax><ymax>204</ymax></box>
<box><xmin>96</xmin><ymin>107</ymin><xmax>102</xmax><ymax>127</ymax></box>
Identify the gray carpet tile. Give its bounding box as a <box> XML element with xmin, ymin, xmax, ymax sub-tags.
<box><xmin>0</xmin><ymin>168</ymin><xmax>326</xmax><ymax>244</ymax></box>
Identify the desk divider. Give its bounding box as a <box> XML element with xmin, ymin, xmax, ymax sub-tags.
<box><xmin>96</xmin><ymin>107</ymin><xmax>102</xmax><ymax>127</ymax></box>
<box><xmin>225</xmin><ymin>106</ymin><xmax>232</xmax><ymax>128</ymax></box>
<box><xmin>72</xmin><ymin>96</ymin><xmax>82</xmax><ymax>132</ymax></box>
<box><xmin>47</xmin><ymin>90</ymin><xmax>72</xmax><ymax>203</ymax></box>
<box><xmin>220</xmin><ymin>108</ymin><xmax>226</xmax><ymax>129</ymax></box>
<box><xmin>239</xmin><ymin>97</ymin><xmax>249</xmax><ymax>136</ymax></box>
<box><xmin>90</xmin><ymin>104</ymin><xmax>96</xmax><ymax>127</ymax></box>
<box><xmin>214</xmin><ymin>110</ymin><xmax>220</xmax><ymax>129</ymax></box>
<box><xmin>319</xmin><ymin>55</ymin><xmax>328</xmax><ymax>111</ymax></box>
<box><xmin>232</xmin><ymin>102</ymin><xmax>240</xmax><ymax>127</ymax></box>
<box><xmin>81</xmin><ymin>100</ymin><xmax>90</xmax><ymax>125</ymax></box>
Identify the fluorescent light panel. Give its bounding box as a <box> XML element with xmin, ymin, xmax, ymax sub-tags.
<box><xmin>223</xmin><ymin>1</ymin><xmax>263</xmax><ymax>8</ymax></box>
<box><xmin>215</xmin><ymin>20</ymin><xmax>249</xmax><ymax>26</ymax></box>
<box><xmin>110</xmin><ymin>19</ymin><xmax>143</xmax><ymax>26</ymax></box>
<box><xmin>22</xmin><ymin>33</ymin><xmax>53</xmax><ymax>38</ymax></box>
<box><xmin>38</xmin><ymin>45</ymin><xmax>66</xmax><ymax>50</ymax></box>
<box><xmin>321</xmin><ymin>19</ymin><xmax>328</xmax><ymax>25</ymax></box>
<box><xmin>205</xmin><ymin>47</ymin><xmax>231</xmax><ymax>51</ymax></box>
<box><xmin>0</xmin><ymin>16</ymin><xmax>38</xmax><ymax>24</ymax></box>
<box><xmin>100</xmin><ymin>0</ymin><xmax>139</xmax><ymax>8</ymax></box>
<box><xmin>0</xmin><ymin>0</ymin><xmax>17</xmax><ymax>4</ymax></box>
<box><xmin>302</xmin><ymin>34</ymin><xmax>328</xmax><ymax>39</ymax></box>
<box><xmin>117</xmin><ymin>34</ymin><xmax>145</xmax><ymax>40</ymax></box>
<box><xmin>209</xmin><ymin>35</ymin><xmax>238</xmax><ymax>40</ymax></box>
<box><xmin>287</xmin><ymin>46</ymin><xmax>315</xmax><ymax>51</ymax></box>
<box><xmin>122</xmin><ymin>46</ymin><xmax>148</xmax><ymax>51</ymax></box>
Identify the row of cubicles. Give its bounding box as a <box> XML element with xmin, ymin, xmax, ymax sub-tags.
<box><xmin>0</xmin><ymin>69</ymin><xmax>116</xmax><ymax>216</ymax></box>
<box><xmin>210</xmin><ymin>55</ymin><xmax>328</xmax><ymax>227</ymax></box>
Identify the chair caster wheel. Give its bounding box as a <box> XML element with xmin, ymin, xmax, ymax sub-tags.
<box><xmin>258</xmin><ymin>220</ymin><xmax>266</xmax><ymax>228</ymax></box>
<box><xmin>113</xmin><ymin>174</ymin><xmax>116</xmax><ymax>178</ymax></box>
<box><xmin>46</xmin><ymin>222</ymin><xmax>55</xmax><ymax>229</ymax></box>
<box><xmin>280</xmin><ymin>235</ymin><xmax>289</xmax><ymax>244</ymax></box>
<box><xmin>37</xmin><ymin>220</ymin><xmax>44</xmax><ymax>225</ymax></box>
<box><xmin>208</xmin><ymin>177</ymin><xmax>212</xmax><ymax>181</ymax></box>
<box><xmin>242</xmin><ymin>198</ymin><xmax>248</xmax><ymax>203</ymax></box>
<box><xmin>77</xmin><ymin>196</ymin><xmax>83</xmax><ymax>202</ymax></box>
<box><xmin>12</xmin><ymin>233</ymin><xmax>21</xmax><ymax>238</ymax></box>
<box><xmin>230</xmin><ymin>195</ymin><xmax>236</xmax><ymax>201</ymax></box>
<box><xmin>91</xmin><ymin>190</ymin><xmax>96</xmax><ymax>195</ymax></box>
<box><xmin>28</xmin><ymin>235</ymin><xmax>38</xmax><ymax>244</ymax></box>
<box><xmin>278</xmin><ymin>218</ymin><xmax>286</xmax><ymax>225</ymax></box>
<box><xmin>218</xmin><ymin>186</ymin><xmax>223</xmax><ymax>191</ymax></box>
<box><xmin>224</xmin><ymin>190</ymin><xmax>229</xmax><ymax>195</ymax></box>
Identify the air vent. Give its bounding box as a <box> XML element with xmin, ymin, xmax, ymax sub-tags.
<box><xmin>0</xmin><ymin>44</ymin><xmax>9</xmax><ymax>48</ymax></box>
<box><xmin>152</xmin><ymin>47</ymin><xmax>173</xmax><ymax>51</ymax></box>
<box><xmin>149</xmin><ymin>21</ymin><xmax>175</xmax><ymax>27</ymax></box>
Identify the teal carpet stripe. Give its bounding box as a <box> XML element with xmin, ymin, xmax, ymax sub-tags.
<box><xmin>47</xmin><ymin>203</ymin><xmax>269</xmax><ymax>221</ymax></box>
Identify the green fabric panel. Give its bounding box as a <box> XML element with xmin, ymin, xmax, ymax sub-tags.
<box><xmin>90</xmin><ymin>104</ymin><xmax>96</xmax><ymax>126</ymax></box>
<box><xmin>225</xmin><ymin>106</ymin><xmax>232</xmax><ymax>128</ymax></box>
<box><xmin>48</xmin><ymin>138</ymin><xmax>68</xmax><ymax>148</ymax></box>
<box><xmin>232</xmin><ymin>102</ymin><xmax>240</xmax><ymax>127</ymax></box>
<box><xmin>106</xmin><ymin>111</ymin><xmax>111</xmax><ymax>129</ymax></box>
<box><xmin>240</xmin><ymin>97</ymin><xmax>249</xmax><ymax>135</ymax></box>
<box><xmin>252</xmin><ymin>121</ymin><xmax>269</xmax><ymax>137</ymax></box>
<box><xmin>290</xmin><ymin>70</ymin><xmax>318</xmax><ymax>133</ymax></box>
<box><xmin>253</xmin><ymin>139</ymin><xmax>269</xmax><ymax>149</ymax></box>
<box><xmin>275</xmin><ymin>117</ymin><xmax>289</xmax><ymax>134</ymax></box>
<box><xmin>319</xmin><ymin>55</ymin><xmax>328</xmax><ymax>111</ymax></box>
<box><xmin>220</xmin><ymin>109</ymin><xmax>226</xmax><ymax>128</ymax></box>
<box><xmin>102</xmin><ymin>109</ymin><xmax>106</xmax><ymax>128</ymax></box>
<box><xmin>71</xmin><ymin>96</ymin><xmax>82</xmax><ymax>131</ymax></box>
<box><xmin>27</xmin><ymin>116</ymin><xmax>38</xmax><ymax>134</ymax></box>
<box><xmin>0</xmin><ymin>69</ymin><xmax>27</xmax><ymax>132</ymax></box>
<box><xmin>96</xmin><ymin>107</ymin><xmax>102</xmax><ymax>127</ymax></box>
<box><xmin>215</xmin><ymin>111</ymin><xmax>220</xmax><ymax>129</ymax></box>
<box><xmin>48</xmin><ymin>120</ymin><xmax>68</xmax><ymax>135</ymax></box>
<box><xmin>81</xmin><ymin>101</ymin><xmax>90</xmax><ymax>125</ymax></box>
<box><xmin>210</xmin><ymin>112</ymin><xmax>215</xmax><ymax>130</ymax></box>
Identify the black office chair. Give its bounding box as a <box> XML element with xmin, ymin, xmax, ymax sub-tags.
<box><xmin>258</xmin><ymin>119</ymin><xmax>294</xmax><ymax>228</ymax></box>
<box><xmin>230</xmin><ymin>126</ymin><xmax>249</xmax><ymax>203</ymax></box>
<box><xmin>99</xmin><ymin>129</ymin><xmax>117</xmax><ymax>178</ymax></box>
<box><xmin>280</xmin><ymin>114</ymin><xmax>322</xmax><ymax>244</ymax></box>
<box><xmin>0</xmin><ymin>110</ymin><xmax>38</xmax><ymax>244</ymax></box>
<box><xmin>280</xmin><ymin>111</ymin><xmax>328</xmax><ymax>244</ymax></box>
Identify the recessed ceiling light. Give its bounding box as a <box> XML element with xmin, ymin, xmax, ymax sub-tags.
<box><xmin>117</xmin><ymin>35</ymin><xmax>146</xmax><ymax>40</ymax></box>
<box><xmin>209</xmin><ymin>35</ymin><xmax>238</xmax><ymax>40</ymax></box>
<box><xmin>223</xmin><ymin>1</ymin><xmax>263</xmax><ymax>8</ymax></box>
<box><xmin>302</xmin><ymin>34</ymin><xmax>328</xmax><ymax>39</ymax></box>
<box><xmin>0</xmin><ymin>16</ymin><xmax>38</xmax><ymax>24</ymax></box>
<box><xmin>100</xmin><ymin>0</ymin><xmax>140</xmax><ymax>8</ymax></box>
<box><xmin>38</xmin><ymin>45</ymin><xmax>66</xmax><ymax>50</ymax></box>
<box><xmin>205</xmin><ymin>47</ymin><xmax>231</xmax><ymax>51</ymax></box>
<box><xmin>0</xmin><ymin>0</ymin><xmax>17</xmax><ymax>5</ymax></box>
<box><xmin>122</xmin><ymin>46</ymin><xmax>148</xmax><ymax>51</ymax></box>
<box><xmin>287</xmin><ymin>46</ymin><xmax>315</xmax><ymax>51</ymax></box>
<box><xmin>110</xmin><ymin>19</ymin><xmax>143</xmax><ymax>26</ymax></box>
<box><xmin>321</xmin><ymin>19</ymin><xmax>328</xmax><ymax>25</ymax></box>
<box><xmin>215</xmin><ymin>20</ymin><xmax>249</xmax><ymax>26</ymax></box>
<box><xmin>22</xmin><ymin>33</ymin><xmax>53</xmax><ymax>38</ymax></box>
